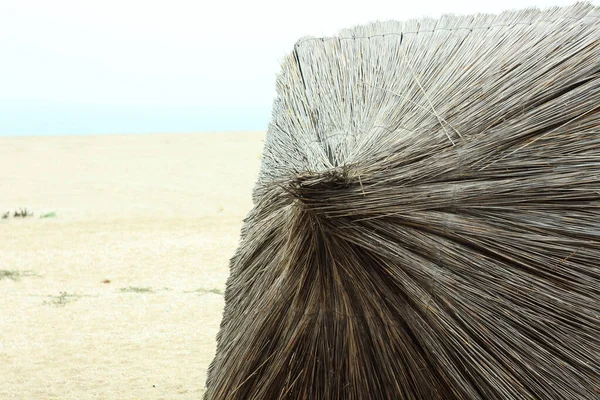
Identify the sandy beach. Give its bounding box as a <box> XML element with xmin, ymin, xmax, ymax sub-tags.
<box><xmin>0</xmin><ymin>132</ymin><xmax>265</xmax><ymax>399</ymax></box>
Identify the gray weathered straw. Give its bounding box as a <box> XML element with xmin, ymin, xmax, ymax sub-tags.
<box><xmin>205</xmin><ymin>3</ymin><xmax>600</xmax><ymax>399</ymax></box>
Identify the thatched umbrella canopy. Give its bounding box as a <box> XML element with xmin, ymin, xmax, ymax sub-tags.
<box><xmin>205</xmin><ymin>3</ymin><xmax>600</xmax><ymax>399</ymax></box>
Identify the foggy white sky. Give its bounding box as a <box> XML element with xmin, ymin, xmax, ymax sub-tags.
<box><xmin>0</xmin><ymin>0</ymin><xmax>595</xmax><ymax>134</ymax></box>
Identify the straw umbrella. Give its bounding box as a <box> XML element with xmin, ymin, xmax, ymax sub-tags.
<box><xmin>205</xmin><ymin>3</ymin><xmax>600</xmax><ymax>399</ymax></box>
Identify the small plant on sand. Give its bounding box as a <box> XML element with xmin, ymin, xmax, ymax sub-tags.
<box><xmin>1</xmin><ymin>211</ymin><xmax>8</xmax><ymax>219</ymax></box>
<box><xmin>119</xmin><ymin>286</ymin><xmax>154</xmax><ymax>293</ymax></box>
<box><xmin>13</xmin><ymin>208</ymin><xmax>33</xmax><ymax>218</ymax></box>
<box><xmin>44</xmin><ymin>292</ymin><xmax>81</xmax><ymax>307</ymax></box>
<box><xmin>0</xmin><ymin>269</ymin><xmax>35</xmax><ymax>281</ymax></box>
<box><xmin>187</xmin><ymin>288</ymin><xmax>224</xmax><ymax>295</ymax></box>
<box><xmin>40</xmin><ymin>212</ymin><xmax>57</xmax><ymax>219</ymax></box>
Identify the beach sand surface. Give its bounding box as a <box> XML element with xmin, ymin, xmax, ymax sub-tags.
<box><xmin>0</xmin><ymin>132</ymin><xmax>265</xmax><ymax>399</ymax></box>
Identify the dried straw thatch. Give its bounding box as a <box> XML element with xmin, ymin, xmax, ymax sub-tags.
<box><xmin>205</xmin><ymin>3</ymin><xmax>600</xmax><ymax>399</ymax></box>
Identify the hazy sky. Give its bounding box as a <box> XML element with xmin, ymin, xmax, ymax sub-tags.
<box><xmin>0</xmin><ymin>0</ymin><xmax>594</xmax><ymax>135</ymax></box>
